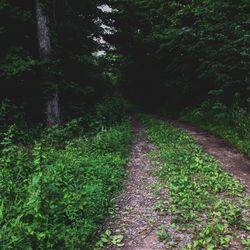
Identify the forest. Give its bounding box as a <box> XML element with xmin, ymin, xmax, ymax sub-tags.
<box><xmin>0</xmin><ymin>0</ymin><xmax>249</xmax><ymax>249</ymax></box>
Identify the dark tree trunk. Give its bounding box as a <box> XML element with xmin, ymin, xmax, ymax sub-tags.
<box><xmin>46</xmin><ymin>86</ymin><xmax>61</xmax><ymax>126</ymax></box>
<box><xmin>35</xmin><ymin>0</ymin><xmax>61</xmax><ymax>126</ymax></box>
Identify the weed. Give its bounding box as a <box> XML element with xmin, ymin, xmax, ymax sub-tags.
<box><xmin>0</xmin><ymin>121</ymin><xmax>131</xmax><ymax>249</ymax></box>
<box><xmin>94</xmin><ymin>230</ymin><xmax>124</xmax><ymax>249</ymax></box>
<box><xmin>157</xmin><ymin>225</ymin><xmax>170</xmax><ymax>243</ymax></box>
<box><xmin>140</xmin><ymin>115</ymin><xmax>250</xmax><ymax>249</ymax></box>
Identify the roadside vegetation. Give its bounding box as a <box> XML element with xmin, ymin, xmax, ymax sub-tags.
<box><xmin>140</xmin><ymin>115</ymin><xmax>250</xmax><ymax>249</ymax></box>
<box><xmin>173</xmin><ymin>100</ymin><xmax>250</xmax><ymax>156</ymax></box>
<box><xmin>0</xmin><ymin>103</ymin><xmax>131</xmax><ymax>249</ymax></box>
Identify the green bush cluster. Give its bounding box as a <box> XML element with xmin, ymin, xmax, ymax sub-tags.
<box><xmin>93</xmin><ymin>94</ymin><xmax>131</xmax><ymax>129</ymax></box>
<box><xmin>0</xmin><ymin>121</ymin><xmax>131</xmax><ymax>249</ymax></box>
<box><xmin>140</xmin><ymin>116</ymin><xmax>249</xmax><ymax>249</ymax></box>
<box><xmin>0</xmin><ymin>99</ymin><xmax>25</xmax><ymax>132</ymax></box>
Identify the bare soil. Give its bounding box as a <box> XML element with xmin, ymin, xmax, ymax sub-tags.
<box><xmin>103</xmin><ymin>119</ymin><xmax>190</xmax><ymax>250</ymax></box>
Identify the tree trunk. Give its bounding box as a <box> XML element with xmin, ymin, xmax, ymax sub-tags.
<box><xmin>35</xmin><ymin>0</ymin><xmax>61</xmax><ymax>126</ymax></box>
<box><xmin>46</xmin><ymin>86</ymin><xmax>61</xmax><ymax>126</ymax></box>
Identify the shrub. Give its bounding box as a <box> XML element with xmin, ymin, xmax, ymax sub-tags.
<box><xmin>92</xmin><ymin>93</ymin><xmax>130</xmax><ymax>129</ymax></box>
<box><xmin>0</xmin><ymin>121</ymin><xmax>131</xmax><ymax>249</ymax></box>
<box><xmin>0</xmin><ymin>99</ymin><xmax>24</xmax><ymax>132</ymax></box>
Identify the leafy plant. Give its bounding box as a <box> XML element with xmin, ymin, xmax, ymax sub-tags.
<box><xmin>140</xmin><ymin>115</ymin><xmax>250</xmax><ymax>249</ymax></box>
<box><xmin>94</xmin><ymin>230</ymin><xmax>124</xmax><ymax>249</ymax></box>
<box><xmin>0</xmin><ymin>120</ymin><xmax>131</xmax><ymax>249</ymax></box>
<box><xmin>157</xmin><ymin>226</ymin><xmax>169</xmax><ymax>243</ymax></box>
<box><xmin>241</xmin><ymin>239</ymin><xmax>250</xmax><ymax>247</ymax></box>
<box><xmin>93</xmin><ymin>93</ymin><xmax>130</xmax><ymax>129</ymax></box>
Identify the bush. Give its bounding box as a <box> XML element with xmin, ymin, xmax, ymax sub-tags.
<box><xmin>0</xmin><ymin>121</ymin><xmax>131</xmax><ymax>249</ymax></box>
<box><xmin>41</xmin><ymin>118</ymin><xmax>85</xmax><ymax>147</ymax></box>
<box><xmin>0</xmin><ymin>99</ymin><xmax>24</xmax><ymax>132</ymax></box>
<box><xmin>92</xmin><ymin>94</ymin><xmax>130</xmax><ymax>129</ymax></box>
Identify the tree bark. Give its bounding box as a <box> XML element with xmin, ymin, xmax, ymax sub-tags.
<box><xmin>46</xmin><ymin>86</ymin><xmax>61</xmax><ymax>126</ymax></box>
<box><xmin>35</xmin><ymin>0</ymin><xmax>61</xmax><ymax>126</ymax></box>
<box><xmin>35</xmin><ymin>0</ymin><xmax>51</xmax><ymax>57</ymax></box>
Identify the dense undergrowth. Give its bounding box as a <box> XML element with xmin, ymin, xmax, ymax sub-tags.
<box><xmin>171</xmin><ymin>101</ymin><xmax>250</xmax><ymax>156</ymax></box>
<box><xmin>0</xmin><ymin>115</ymin><xmax>131</xmax><ymax>249</ymax></box>
<box><xmin>140</xmin><ymin>116</ymin><xmax>250</xmax><ymax>249</ymax></box>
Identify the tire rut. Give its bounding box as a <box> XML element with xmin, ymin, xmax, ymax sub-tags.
<box><xmin>169</xmin><ymin>120</ymin><xmax>250</xmax><ymax>190</ymax></box>
<box><xmin>103</xmin><ymin>119</ymin><xmax>190</xmax><ymax>249</ymax></box>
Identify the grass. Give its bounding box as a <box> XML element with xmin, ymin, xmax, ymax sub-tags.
<box><xmin>140</xmin><ymin>115</ymin><xmax>250</xmax><ymax>249</ymax></box>
<box><xmin>0</xmin><ymin>121</ymin><xmax>131</xmax><ymax>249</ymax></box>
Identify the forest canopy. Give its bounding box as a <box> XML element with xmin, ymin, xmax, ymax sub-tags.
<box><xmin>1</xmin><ymin>0</ymin><xmax>249</xmax><ymax>125</ymax></box>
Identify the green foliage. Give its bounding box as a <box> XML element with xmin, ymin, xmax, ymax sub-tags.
<box><xmin>41</xmin><ymin>118</ymin><xmax>85</xmax><ymax>147</ymax></box>
<box><xmin>0</xmin><ymin>47</ymin><xmax>36</xmax><ymax>80</ymax></box>
<box><xmin>177</xmin><ymin>100</ymin><xmax>250</xmax><ymax>156</ymax></box>
<box><xmin>241</xmin><ymin>239</ymin><xmax>250</xmax><ymax>247</ymax></box>
<box><xmin>0</xmin><ymin>120</ymin><xmax>131</xmax><ymax>249</ymax></box>
<box><xmin>108</xmin><ymin>0</ymin><xmax>250</xmax><ymax>107</ymax></box>
<box><xmin>1</xmin><ymin>0</ymin><xmax>249</xmax><ymax>121</ymax></box>
<box><xmin>0</xmin><ymin>99</ymin><xmax>24</xmax><ymax>132</ymax></box>
<box><xmin>93</xmin><ymin>94</ymin><xmax>131</xmax><ymax>128</ymax></box>
<box><xmin>94</xmin><ymin>230</ymin><xmax>124</xmax><ymax>249</ymax></box>
<box><xmin>157</xmin><ymin>226</ymin><xmax>169</xmax><ymax>243</ymax></box>
<box><xmin>0</xmin><ymin>0</ymin><xmax>115</xmax><ymax>123</ymax></box>
<box><xmin>140</xmin><ymin>115</ymin><xmax>250</xmax><ymax>249</ymax></box>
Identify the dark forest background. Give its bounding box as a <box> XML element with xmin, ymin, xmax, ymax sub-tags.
<box><xmin>1</xmin><ymin>0</ymin><xmax>249</xmax><ymax>127</ymax></box>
